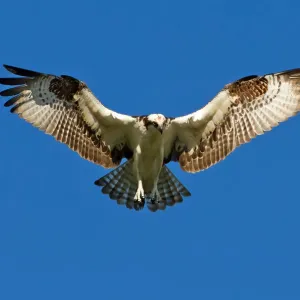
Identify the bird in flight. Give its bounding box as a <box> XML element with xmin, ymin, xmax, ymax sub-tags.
<box><xmin>1</xmin><ymin>65</ymin><xmax>300</xmax><ymax>211</ymax></box>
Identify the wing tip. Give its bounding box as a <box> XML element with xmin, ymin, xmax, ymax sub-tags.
<box><xmin>4</xmin><ymin>100</ymin><xmax>12</xmax><ymax>107</ymax></box>
<box><xmin>3</xmin><ymin>64</ymin><xmax>19</xmax><ymax>74</ymax></box>
<box><xmin>2</xmin><ymin>64</ymin><xmax>41</xmax><ymax>77</ymax></box>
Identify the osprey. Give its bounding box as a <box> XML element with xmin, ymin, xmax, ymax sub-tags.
<box><xmin>1</xmin><ymin>65</ymin><xmax>300</xmax><ymax>211</ymax></box>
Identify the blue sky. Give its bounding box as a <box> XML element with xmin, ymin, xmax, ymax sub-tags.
<box><xmin>1</xmin><ymin>0</ymin><xmax>300</xmax><ymax>299</ymax></box>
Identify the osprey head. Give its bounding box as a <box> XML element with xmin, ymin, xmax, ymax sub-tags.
<box><xmin>145</xmin><ymin>114</ymin><xmax>167</xmax><ymax>134</ymax></box>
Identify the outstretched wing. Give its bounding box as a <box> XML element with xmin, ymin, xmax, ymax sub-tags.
<box><xmin>168</xmin><ymin>69</ymin><xmax>300</xmax><ymax>172</ymax></box>
<box><xmin>0</xmin><ymin>65</ymin><xmax>136</xmax><ymax>168</ymax></box>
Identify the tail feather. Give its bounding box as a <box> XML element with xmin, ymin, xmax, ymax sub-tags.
<box><xmin>95</xmin><ymin>163</ymin><xmax>129</xmax><ymax>194</ymax></box>
<box><xmin>110</xmin><ymin>167</ymin><xmax>137</xmax><ymax>204</ymax></box>
<box><xmin>158</xmin><ymin>172</ymin><xmax>181</xmax><ymax>204</ymax></box>
<box><xmin>164</xmin><ymin>167</ymin><xmax>191</xmax><ymax>197</ymax></box>
<box><xmin>147</xmin><ymin>166</ymin><xmax>191</xmax><ymax>212</ymax></box>
<box><xmin>95</xmin><ymin>162</ymin><xmax>191</xmax><ymax>212</ymax></box>
<box><xmin>105</xmin><ymin>168</ymin><xmax>128</xmax><ymax>196</ymax></box>
<box><xmin>95</xmin><ymin>161</ymin><xmax>140</xmax><ymax>210</ymax></box>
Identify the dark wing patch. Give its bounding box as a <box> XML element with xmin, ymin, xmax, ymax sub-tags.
<box><xmin>226</xmin><ymin>76</ymin><xmax>268</xmax><ymax>105</ymax></box>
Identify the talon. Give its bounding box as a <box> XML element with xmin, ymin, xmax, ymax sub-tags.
<box><xmin>150</xmin><ymin>186</ymin><xmax>161</xmax><ymax>204</ymax></box>
<box><xmin>134</xmin><ymin>180</ymin><xmax>145</xmax><ymax>202</ymax></box>
<box><xmin>150</xmin><ymin>198</ymin><xmax>157</xmax><ymax>204</ymax></box>
<box><xmin>134</xmin><ymin>198</ymin><xmax>145</xmax><ymax>211</ymax></box>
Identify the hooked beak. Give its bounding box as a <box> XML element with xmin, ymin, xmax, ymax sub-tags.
<box><xmin>148</xmin><ymin>122</ymin><xmax>164</xmax><ymax>134</ymax></box>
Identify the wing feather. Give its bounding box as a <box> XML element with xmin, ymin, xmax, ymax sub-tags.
<box><xmin>169</xmin><ymin>69</ymin><xmax>300</xmax><ymax>172</ymax></box>
<box><xmin>0</xmin><ymin>65</ymin><xmax>136</xmax><ymax>168</ymax></box>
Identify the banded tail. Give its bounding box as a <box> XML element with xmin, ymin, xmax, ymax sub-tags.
<box><xmin>94</xmin><ymin>161</ymin><xmax>191</xmax><ymax>212</ymax></box>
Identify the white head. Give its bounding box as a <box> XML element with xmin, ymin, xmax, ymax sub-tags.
<box><xmin>145</xmin><ymin>114</ymin><xmax>167</xmax><ymax>134</ymax></box>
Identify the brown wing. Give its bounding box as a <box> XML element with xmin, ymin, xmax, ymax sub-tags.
<box><xmin>169</xmin><ymin>69</ymin><xmax>300</xmax><ymax>172</ymax></box>
<box><xmin>0</xmin><ymin>65</ymin><xmax>135</xmax><ymax>168</ymax></box>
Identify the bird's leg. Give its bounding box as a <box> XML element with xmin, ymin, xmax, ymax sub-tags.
<box><xmin>133</xmin><ymin>179</ymin><xmax>145</xmax><ymax>210</ymax></box>
<box><xmin>150</xmin><ymin>179</ymin><xmax>161</xmax><ymax>204</ymax></box>
<box><xmin>132</xmin><ymin>148</ymin><xmax>145</xmax><ymax>210</ymax></box>
<box><xmin>134</xmin><ymin>179</ymin><xmax>145</xmax><ymax>201</ymax></box>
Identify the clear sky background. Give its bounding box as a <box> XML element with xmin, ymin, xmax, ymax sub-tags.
<box><xmin>0</xmin><ymin>0</ymin><xmax>300</xmax><ymax>299</ymax></box>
